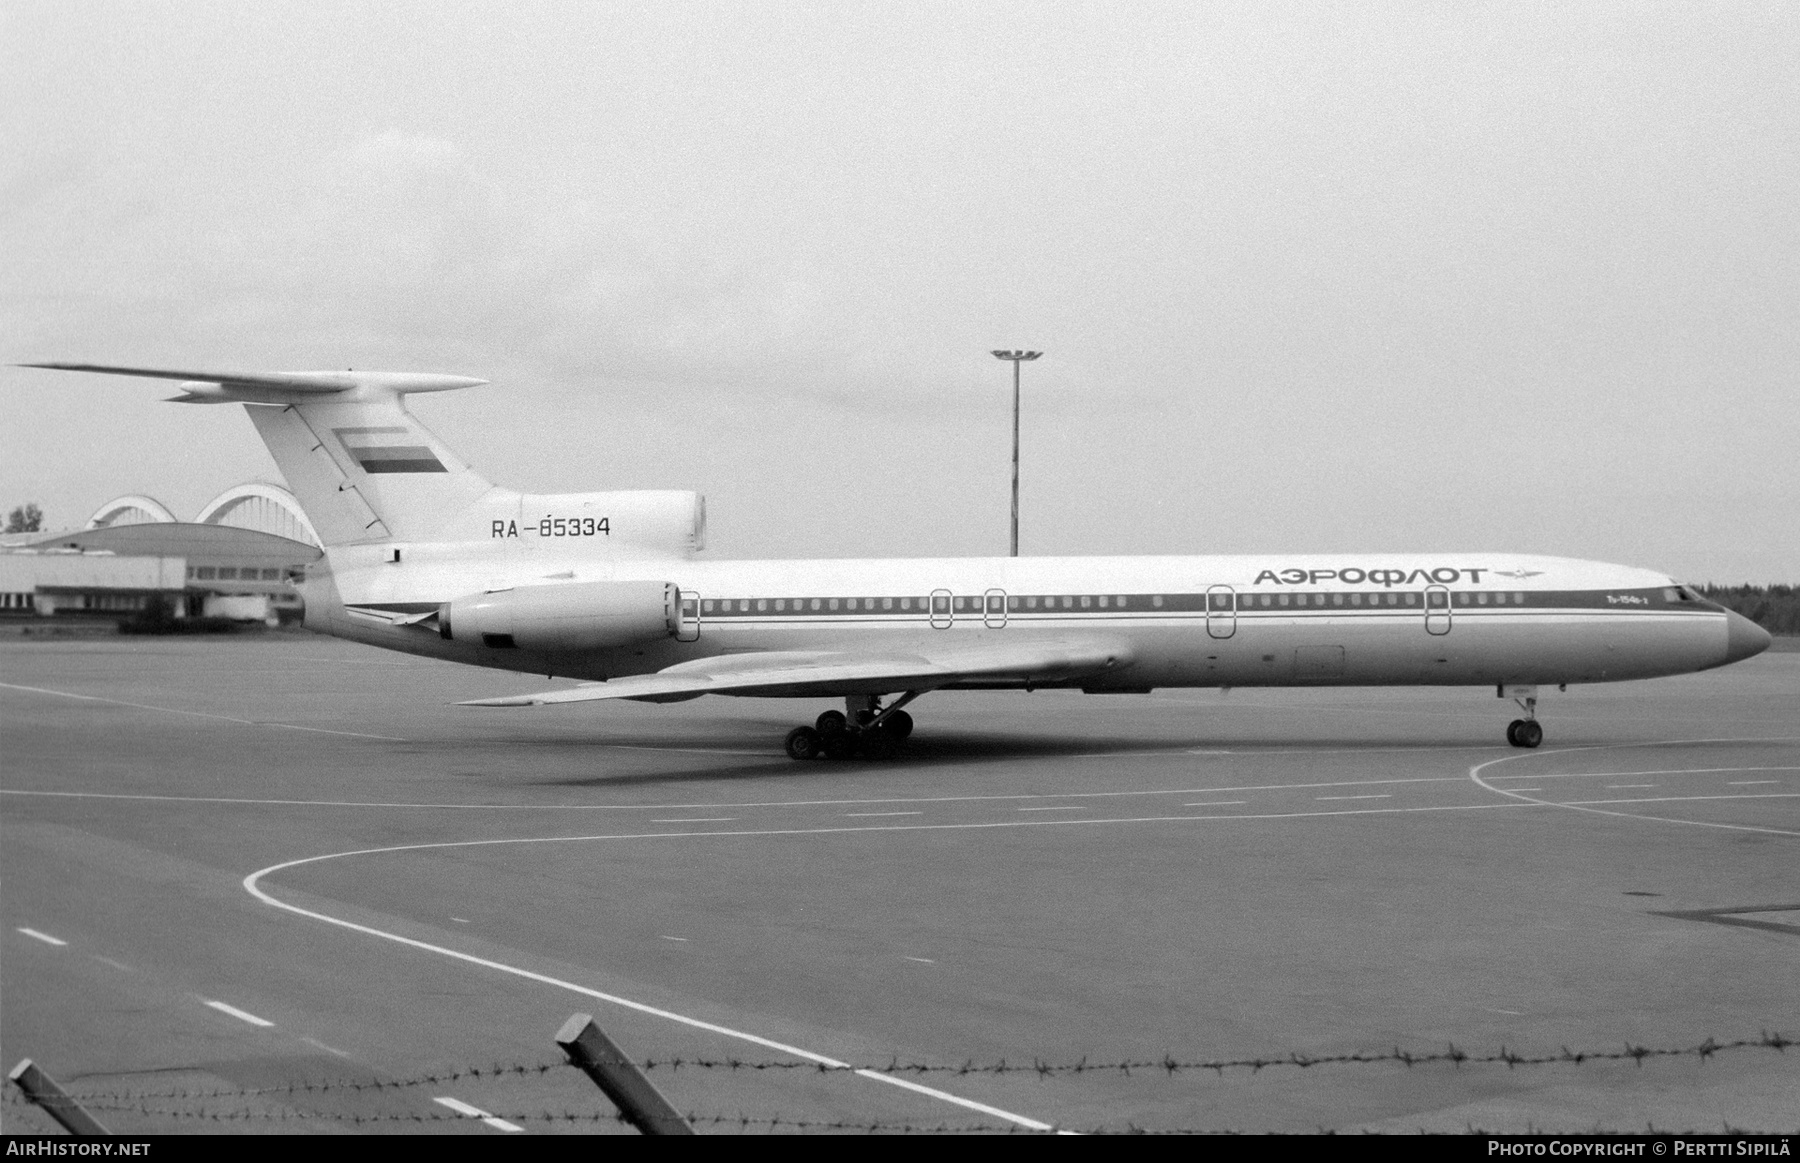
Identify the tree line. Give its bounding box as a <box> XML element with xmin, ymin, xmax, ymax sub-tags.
<box><xmin>1699</xmin><ymin>584</ymin><xmax>1800</xmax><ymax>636</ymax></box>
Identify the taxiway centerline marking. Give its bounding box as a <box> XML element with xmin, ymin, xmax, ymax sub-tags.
<box><xmin>434</xmin><ymin>1096</ymin><xmax>524</xmax><ymax>1132</ymax></box>
<box><xmin>1486</xmin><ymin>766</ymin><xmax>1800</xmax><ymax>781</ymax></box>
<box><xmin>1560</xmin><ymin>793</ymin><xmax>1800</xmax><ymax>807</ymax></box>
<box><xmin>650</xmin><ymin>817</ymin><xmax>737</xmax><ymax>823</ymax></box>
<box><xmin>1468</xmin><ymin>739</ymin><xmax>1800</xmax><ymax>839</ymax></box>
<box><xmin>241</xmin><ymin>800</ymin><xmax>1554</xmax><ymax>1134</ymax></box>
<box><xmin>0</xmin><ymin>774</ymin><xmax>1469</xmax><ymax>813</ymax></box>
<box><xmin>1181</xmin><ymin>800</ymin><xmax>1248</xmax><ymax>807</ymax></box>
<box><xmin>1018</xmin><ymin>805</ymin><xmax>1086</xmax><ymax>812</ymax></box>
<box><xmin>204</xmin><ymin>999</ymin><xmax>275</xmax><ymax>1028</ymax></box>
<box><xmin>1316</xmin><ymin>794</ymin><xmax>1390</xmax><ymax>801</ymax></box>
<box><xmin>1729</xmin><ymin>781</ymin><xmax>1779</xmax><ymax>786</ymax></box>
<box><xmin>844</xmin><ymin>811</ymin><xmax>923</xmax><ymax>817</ymax></box>
<box><xmin>16</xmin><ymin>927</ymin><xmax>66</xmax><ymax>946</ymax></box>
<box><xmin>0</xmin><ymin>681</ymin><xmax>405</xmax><ymax>741</ymax></box>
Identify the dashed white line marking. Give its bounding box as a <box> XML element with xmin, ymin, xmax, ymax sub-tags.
<box><xmin>1181</xmin><ymin>800</ymin><xmax>1248</xmax><ymax>808</ymax></box>
<box><xmin>1469</xmin><ymin>739</ymin><xmax>1800</xmax><ymax>839</ymax></box>
<box><xmin>660</xmin><ymin>935</ymin><xmax>689</xmax><ymax>942</ymax></box>
<box><xmin>204</xmin><ymin>999</ymin><xmax>274</xmax><ymax>1028</ymax></box>
<box><xmin>1485</xmin><ymin>1008</ymin><xmax>1524</xmax><ymax>1016</ymax></box>
<box><xmin>650</xmin><ymin>817</ymin><xmax>737</xmax><ymax>823</ymax></box>
<box><xmin>844</xmin><ymin>811</ymin><xmax>923</xmax><ymax>818</ymax></box>
<box><xmin>1729</xmin><ymin>781</ymin><xmax>1779</xmax><ymax>786</ymax></box>
<box><xmin>16</xmin><ymin>928</ymin><xmax>67</xmax><ymax>946</ymax></box>
<box><xmin>450</xmin><ymin>917</ymin><xmax>471</xmax><ymax>923</ymax></box>
<box><xmin>1018</xmin><ymin>805</ymin><xmax>1086</xmax><ymax>812</ymax></box>
<box><xmin>1563</xmin><ymin>793</ymin><xmax>1800</xmax><ymax>807</ymax></box>
<box><xmin>1606</xmin><ymin>784</ymin><xmax>1656</xmax><ymax>789</ymax></box>
<box><xmin>0</xmin><ymin>774</ymin><xmax>1467</xmax><ymax>812</ymax></box>
<box><xmin>905</xmin><ymin>957</ymin><xmax>936</xmax><ymax>964</ymax></box>
<box><xmin>433</xmin><ymin>1096</ymin><xmax>524</xmax><ymax>1132</ymax></box>
<box><xmin>245</xmin><ymin>799</ymin><xmax>1562</xmax><ymax>1133</ymax></box>
<box><xmin>93</xmin><ymin>956</ymin><xmax>132</xmax><ymax>972</ymax></box>
<box><xmin>303</xmin><ymin>1037</ymin><xmax>351</xmax><ymax>1058</ymax></box>
<box><xmin>1506</xmin><ymin>787</ymin><xmax>1542</xmax><ymax>792</ymax></box>
<box><xmin>0</xmin><ymin>681</ymin><xmax>405</xmax><ymax>740</ymax></box>
<box><xmin>1316</xmin><ymin>794</ymin><xmax>1391</xmax><ymax>801</ymax></box>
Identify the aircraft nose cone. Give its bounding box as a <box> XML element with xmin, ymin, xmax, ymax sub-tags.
<box><xmin>1723</xmin><ymin>609</ymin><xmax>1773</xmax><ymax>664</ymax></box>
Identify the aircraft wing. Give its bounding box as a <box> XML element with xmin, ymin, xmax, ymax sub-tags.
<box><xmin>459</xmin><ymin>635</ymin><xmax>1134</xmax><ymax>707</ymax></box>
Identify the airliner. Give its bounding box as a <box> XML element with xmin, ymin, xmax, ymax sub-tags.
<box><xmin>25</xmin><ymin>364</ymin><xmax>1772</xmax><ymax>759</ymax></box>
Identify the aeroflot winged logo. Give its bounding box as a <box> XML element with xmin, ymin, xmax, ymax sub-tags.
<box><xmin>333</xmin><ymin>426</ymin><xmax>447</xmax><ymax>474</ymax></box>
<box><xmin>1252</xmin><ymin>566</ymin><xmax>1499</xmax><ymax>586</ymax></box>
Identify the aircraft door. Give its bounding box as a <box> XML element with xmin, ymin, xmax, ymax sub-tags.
<box><xmin>1425</xmin><ymin>585</ymin><xmax>1451</xmax><ymax>636</ymax></box>
<box><xmin>983</xmin><ymin>588</ymin><xmax>1008</xmax><ymax>628</ymax></box>
<box><xmin>929</xmin><ymin>588</ymin><xmax>953</xmax><ymax>629</ymax></box>
<box><xmin>676</xmin><ymin>591</ymin><xmax>700</xmax><ymax>642</ymax></box>
<box><xmin>1206</xmin><ymin>584</ymin><xmax>1237</xmax><ymax>639</ymax></box>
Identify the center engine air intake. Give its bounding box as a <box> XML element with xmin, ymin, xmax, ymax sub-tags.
<box><xmin>439</xmin><ymin>580</ymin><xmax>677</xmax><ymax>651</ymax></box>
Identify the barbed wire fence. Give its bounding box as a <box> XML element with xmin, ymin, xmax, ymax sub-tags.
<box><xmin>9</xmin><ymin>1028</ymin><xmax>1793</xmax><ymax>1135</ymax></box>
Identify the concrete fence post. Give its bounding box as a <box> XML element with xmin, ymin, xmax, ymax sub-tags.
<box><xmin>555</xmin><ymin>1014</ymin><xmax>695</xmax><ymax>1135</ymax></box>
<box><xmin>9</xmin><ymin>1059</ymin><xmax>109</xmax><ymax>1136</ymax></box>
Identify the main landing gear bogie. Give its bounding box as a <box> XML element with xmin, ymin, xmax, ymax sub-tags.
<box><xmin>786</xmin><ymin>696</ymin><xmax>919</xmax><ymax>761</ymax></box>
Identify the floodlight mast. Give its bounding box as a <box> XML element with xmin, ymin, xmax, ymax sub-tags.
<box><xmin>990</xmin><ymin>350</ymin><xmax>1042</xmax><ymax>557</ymax></box>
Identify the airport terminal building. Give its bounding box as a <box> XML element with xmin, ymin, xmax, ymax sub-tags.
<box><xmin>0</xmin><ymin>485</ymin><xmax>322</xmax><ymax>625</ymax></box>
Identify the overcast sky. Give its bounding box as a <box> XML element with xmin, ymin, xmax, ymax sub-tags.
<box><xmin>3</xmin><ymin>1</ymin><xmax>1795</xmax><ymax>580</ymax></box>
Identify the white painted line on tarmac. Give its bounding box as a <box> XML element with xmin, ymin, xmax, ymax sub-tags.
<box><xmin>1562</xmin><ymin>793</ymin><xmax>1800</xmax><ymax>807</ymax></box>
<box><xmin>16</xmin><ymin>927</ymin><xmax>66</xmax><ymax>946</ymax></box>
<box><xmin>905</xmin><ymin>957</ymin><xmax>935</xmax><ymax>964</ymax></box>
<box><xmin>0</xmin><ymin>681</ymin><xmax>406</xmax><ymax>741</ymax></box>
<box><xmin>204</xmin><ymin>999</ymin><xmax>275</xmax><ymax>1027</ymax></box>
<box><xmin>844</xmin><ymin>811</ymin><xmax>923</xmax><ymax>817</ymax></box>
<box><xmin>1469</xmin><ymin>739</ymin><xmax>1800</xmax><ymax>839</ymax></box>
<box><xmin>610</xmin><ymin>745</ymin><xmax>773</xmax><ymax>756</ymax></box>
<box><xmin>243</xmin><ymin>799</ymin><xmax>1559</xmax><ymax>1134</ymax></box>
<box><xmin>650</xmin><ymin>817</ymin><xmax>737</xmax><ymax>823</ymax></box>
<box><xmin>1182</xmin><ymin>800</ymin><xmax>1248</xmax><ymax>807</ymax></box>
<box><xmin>1487</xmin><ymin>765</ymin><xmax>1800</xmax><ymax>782</ymax></box>
<box><xmin>450</xmin><ymin>917</ymin><xmax>471</xmax><ymax>923</ymax></box>
<box><xmin>0</xmin><ymin>774</ymin><xmax>1465</xmax><ymax>813</ymax></box>
<box><xmin>1316</xmin><ymin>794</ymin><xmax>1391</xmax><ymax>801</ymax></box>
<box><xmin>93</xmin><ymin>956</ymin><xmax>132</xmax><ymax>972</ymax></box>
<box><xmin>434</xmin><ymin>1096</ymin><xmax>524</xmax><ymax>1132</ymax></box>
<box><xmin>660</xmin><ymin>935</ymin><xmax>689</xmax><ymax>942</ymax></box>
<box><xmin>1729</xmin><ymin>781</ymin><xmax>1779</xmax><ymax>786</ymax></box>
<box><xmin>1606</xmin><ymin>784</ymin><xmax>1656</xmax><ymax>789</ymax></box>
<box><xmin>303</xmin><ymin>1037</ymin><xmax>352</xmax><ymax>1058</ymax></box>
<box><xmin>1018</xmin><ymin>805</ymin><xmax>1086</xmax><ymax>812</ymax></box>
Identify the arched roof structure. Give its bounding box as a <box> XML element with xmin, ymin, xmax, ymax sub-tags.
<box><xmin>85</xmin><ymin>494</ymin><xmax>178</xmax><ymax>529</ymax></box>
<box><xmin>196</xmin><ymin>482</ymin><xmax>321</xmax><ymax>548</ymax></box>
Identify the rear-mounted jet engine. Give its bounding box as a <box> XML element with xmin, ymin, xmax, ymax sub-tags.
<box><xmin>439</xmin><ymin>580</ymin><xmax>677</xmax><ymax>651</ymax></box>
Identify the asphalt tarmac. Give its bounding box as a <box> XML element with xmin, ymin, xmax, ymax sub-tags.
<box><xmin>2</xmin><ymin>634</ymin><xmax>1795</xmax><ymax>1134</ymax></box>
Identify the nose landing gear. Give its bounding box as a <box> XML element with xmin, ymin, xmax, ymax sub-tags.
<box><xmin>784</xmin><ymin>693</ymin><xmax>922</xmax><ymax>760</ymax></box>
<box><xmin>1501</xmin><ymin>684</ymin><xmax>1543</xmax><ymax>748</ymax></box>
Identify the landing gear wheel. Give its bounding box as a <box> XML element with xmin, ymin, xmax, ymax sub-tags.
<box><xmin>1505</xmin><ymin>719</ymin><xmax>1523</xmax><ymax>747</ymax></box>
<box><xmin>1515</xmin><ymin>720</ymin><xmax>1543</xmax><ymax>749</ymax></box>
<box><xmin>784</xmin><ymin>726</ymin><xmax>823</xmax><ymax>761</ymax></box>
<box><xmin>821</xmin><ymin>730</ymin><xmax>858</xmax><ymax>760</ymax></box>
<box><xmin>815</xmin><ymin>710</ymin><xmax>847</xmax><ymax>736</ymax></box>
<box><xmin>884</xmin><ymin>709</ymin><xmax>914</xmax><ymax>740</ymax></box>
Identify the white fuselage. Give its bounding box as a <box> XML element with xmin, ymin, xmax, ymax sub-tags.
<box><xmin>306</xmin><ymin>547</ymin><xmax>1737</xmax><ymax>692</ymax></box>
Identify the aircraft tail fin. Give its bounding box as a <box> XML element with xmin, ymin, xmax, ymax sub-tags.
<box><xmin>19</xmin><ymin>364</ymin><xmax>498</xmax><ymax>546</ymax></box>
